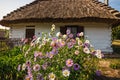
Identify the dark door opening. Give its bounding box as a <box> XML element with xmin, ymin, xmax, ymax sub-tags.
<box><xmin>26</xmin><ymin>29</ymin><xmax>35</xmax><ymax>39</ymax></box>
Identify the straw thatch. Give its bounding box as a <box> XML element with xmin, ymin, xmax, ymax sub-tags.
<box><xmin>0</xmin><ymin>0</ymin><xmax>120</xmax><ymax>26</ymax></box>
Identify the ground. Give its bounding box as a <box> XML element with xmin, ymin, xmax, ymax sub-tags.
<box><xmin>96</xmin><ymin>54</ymin><xmax>120</xmax><ymax>80</ymax></box>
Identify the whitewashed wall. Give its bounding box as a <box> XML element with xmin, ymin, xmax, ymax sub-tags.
<box><xmin>9</xmin><ymin>22</ymin><xmax>112</xmax><ymax>52</ymax></box>
<box><xmin>10</xmin><ymin>25</ymin><xmax>25</xmax><ymax>38</ymax></box>
<box><xmin>84</xmin><ymin>23</ymin><xmax>112</xmax><ymax>53</ymax></box>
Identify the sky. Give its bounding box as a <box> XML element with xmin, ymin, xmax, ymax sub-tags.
<box><xmin>0</xmin><ymin>0</ymin><xmax>120</xmax><ymax>29</ymax></box>
<box><xmin>99</xmin><ymin>0</ymin><xmax>120</xmax><ymax>11</ymax></box>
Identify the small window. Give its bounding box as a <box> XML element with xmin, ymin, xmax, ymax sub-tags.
<box><xmin>60</xmin><ymin>25</ymin><xmax>84</xmax><ymax>38</ymax></box>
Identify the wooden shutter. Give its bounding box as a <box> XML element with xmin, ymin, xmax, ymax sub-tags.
<box><xmin>60</xmin><ymin>26</ymin><xmax>67</xmax><ymax>35</ymax></box>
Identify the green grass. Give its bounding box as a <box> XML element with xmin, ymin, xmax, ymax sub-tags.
<box><xmin>112</xmin><ymin>40</ymin><xmax>120</xmax><ymax>46</ymax></box>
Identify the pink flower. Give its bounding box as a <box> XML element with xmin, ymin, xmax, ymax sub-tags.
<box><xmin>24</xmin><ymin>38</ymin><xmax>28</xmax><ymax>44</ymax></box>
<box><xmin>25</xmin><ymin>75</ymin><xmax>33</xmax><ymax>80</ymax></box>
<box><xmin>69</xmin><ymin>34</ymin><xmax>73</xmax><ymax>38</ymax></box>
<box><xmin>17</xmin><ymin>64</ymin><xmax>21</xmax><ymax>71</ymax></box>
<box><xmin>58</xmin><ymin>40</ymin><xmax>65</xmax><ymax>47</ymax></box>
<box><xmin>33</xmin><ymin>35</ymin><xmax>36</xmax><ymax>39</ymax></box>
<box><xmin>50</xmin><ymin>41</ymin><xmax>56</xmax><ymax>47</ymax></box>
<box><xmin>66</xmin><ymin>29</ymin><xmax>71</xmax><ymax>35</ymax></box>
<box><xmin>34</xmin><ymin>51</ymin><xmax>39</xmax><ymax>57</ymax></box>
<box><xmin>26</xmin><ymin>61</ymin><xmax>31</xmax><ymax>67</ymax></box>
<box><xmin>46</xmin><ymin>52</ymin><xmax>54</xmax><ymax>59</ymax></box>
<box><xmin>66</xmin><ymin>59</ymin><xmax>74</xmax><ymax>67</ymax></box>
<box><xmin>42</xmin><ymin>62</ymin><xmax>48</xmax><ymax>70</ymax></box>
<box><xmin>33</xmin><ymin>64</ymin><xmax>40</xmax><ymax>71</ymax></box>
<box><xmin>38</xmin><ymin>52</ymin><xmax>43</xmax><ymax>59</ymax></box>
<box><xmin>21</xmin><ymin>38</ymin><xmax>24</xmax><ymax>42</ymax></box>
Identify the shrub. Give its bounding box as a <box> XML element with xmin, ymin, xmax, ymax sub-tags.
<box><xmin>19</xmin><ymin>25</ymin><xmax>103</xmax><ymax>80</ymax></box>
<box><xmin>112</xmin><ymin>26</ymin><xmax>120</xmax><ymax>40</ymax></box>
<box><xmin>112</xmin><ymin>45</ymin><xmax>120</xmax><ymax>54</ymax></box>
<box><xmin>0</xmin><ymin>47</ymin><xmax>25</xmax><ymax>80</ymax></box>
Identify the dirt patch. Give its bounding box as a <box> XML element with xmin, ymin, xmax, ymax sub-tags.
<box><xmin>99</xmin><ymin>59</ymin><xmax>120</xmax><ymax>78</ymax></box>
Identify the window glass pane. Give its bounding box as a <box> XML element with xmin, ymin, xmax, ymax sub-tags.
<box><xmin>67</xmin><ymin>27</ymin><xmax>72</xmax><ymax>32</ymax></box>
<box><xmin>60</xmin><ymin>25</ymin><xmax>84</xmax><ymax>38</ymax></box>
<box><xmin>71</xmin><ymin>27</ymin><xmax>77</xmax><ymax>37</ymax></box>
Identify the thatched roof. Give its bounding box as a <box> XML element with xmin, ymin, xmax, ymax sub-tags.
<box><xmin>0</xmin><ymin>0</ymin><xmax>120</xmax><ymax>26</ymax></box>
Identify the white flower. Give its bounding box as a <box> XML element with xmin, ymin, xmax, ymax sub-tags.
<box><xmin>22</xmin><ymin>63</ymin><xmax>26</xmax><ymax>71</ymax></box>
<box><xmin>78</xmin><ymin>40</ymin><xmax>83</xmax><ymax>46</ymax></box>
<box><xmin>95</xmin><ymin>50</ymin><xmax>103</xmax><ymax>59</ymax></box>
<box><xmin>76</xmin><ymin>37</ymin><xmax>79</xmax><ymax>41</ymax></box>
<box><xmin>63</xmin><ymin>34</ymin><xmax>67</xmax><ymax>39</ymax></box>
<box><xmin>48</xmin><ymin>73</ymin><xmax>56</xmax><ymax>80</ymax></box>
<box><xmin>85</xmin><ymin>40</ymin><xmax>90</xmax><ymax>44</ymax></box>
<box><xmin>83</xmin><ymin>47</ymin><xmax>90</xmax><ymax>54</ymax></box>
<box><xmin>56</xmin><ymin>32</ymin><xmax>61</xmax><ymax>37</ymax></box>
<box><xmin>62</xmin><ymin>69</ymin><xmax>70</xmax><ymax>77</ymax></box>
<box><xmin>57</xmin><ymin>39</ymin><xmax>62</xmax><ymax>42</ymax></box>
<box><xmin>75</xmin><ymin>50</ymin><xmax>79</xmax><ymax>55</ymax></box>
<box><xmin>46</xmin><ymin>38</ymin><xmax>50</xmax><ymax>42</ymax></box>
<box><xmin>96</xmin><ymin>50</ymin><xmax>101</xmax><ymax>54</ymax></box>
<box><xmin>96</xmin><ymin>54</ymin><xmax>102</xmax><ymax>59</ymax></box>
<box><xmin>79</xmin><ymin>32</ymin><xmax>84</xmax><ymax>36</ymax></box>
<box><xmin>36</xmin><ymin>37</ymin><xmax>41</xmax><ymax>44</ymax></box>
<box><xmin>38</xmin><ymin>45</ymin><xmax>42</xmax><ymax>49</ymax></box>
<box><xmin>51</xmin><ymin>24</ymin><xmax>55</xmax><ymax>31</ymax></box>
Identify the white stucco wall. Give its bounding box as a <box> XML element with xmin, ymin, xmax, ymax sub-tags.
<box><xmin>10</xmin><ymin>25</ymin><xmax>25</xmax><ymax>38</ymax></box>
<box><xmin>84</xmin><ymin>23</ymin><xmax>112</xmax><ymax>52</ymax></box>
<box><xmin>9</xmin><ymin>22</ymin><xmax>112</xmax><ymax>52</ymax></box>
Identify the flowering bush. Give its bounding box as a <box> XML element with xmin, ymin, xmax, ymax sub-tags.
<box><xmin>19</xmin><ymin>24</ymin><xmax>104</xmax><ymax>80</ymax></box>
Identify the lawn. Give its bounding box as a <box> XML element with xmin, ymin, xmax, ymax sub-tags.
<box><xmin>112</xmin><ymin>40</ymin><xmax>120</xmax><ymax>46</ymax></box>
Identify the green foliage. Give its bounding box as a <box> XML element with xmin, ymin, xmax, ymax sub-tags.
<box><xmin>112</xmin><ymin>26</ymin><xmax>120</xmax><ymax>40</ymax></box>
<box><xmin>0</xmin><ymin>47</ymin><xmax>25</xmax><ymax>80</ymax></box>
<box><xmin>0</xmin><ymin>29</ymin><xmax>9</xmax><ymax>38</ymax></box>
<box><xmin>112</xmin><ymin>45</ymin><xmax>120</xmax><ymax>54</ymax></box>
<box><xmin>0</xmin><ymin>41</ymin><xmax>9</xmax><ymax>51</ymax></box>
<box><xmin>110</xmin><ymin>63</ymin><xmax>120</xmax><ymax>69</ymax></box>
<box><xmin>20</xmin><ymin>25</ymin><xmax>102</xmax><ymax>80</ymax></box>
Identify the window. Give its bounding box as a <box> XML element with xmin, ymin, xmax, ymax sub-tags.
<box><xmin>60</xmin><ymin>25</ymin><xmax>84</xmax><ymax>38</ymax></box>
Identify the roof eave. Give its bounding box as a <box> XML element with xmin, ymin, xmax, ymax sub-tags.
<box><xmin>0</xmin><ymin>17</ymin><xmax>120</xmax><ymax>27</ymax></box>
